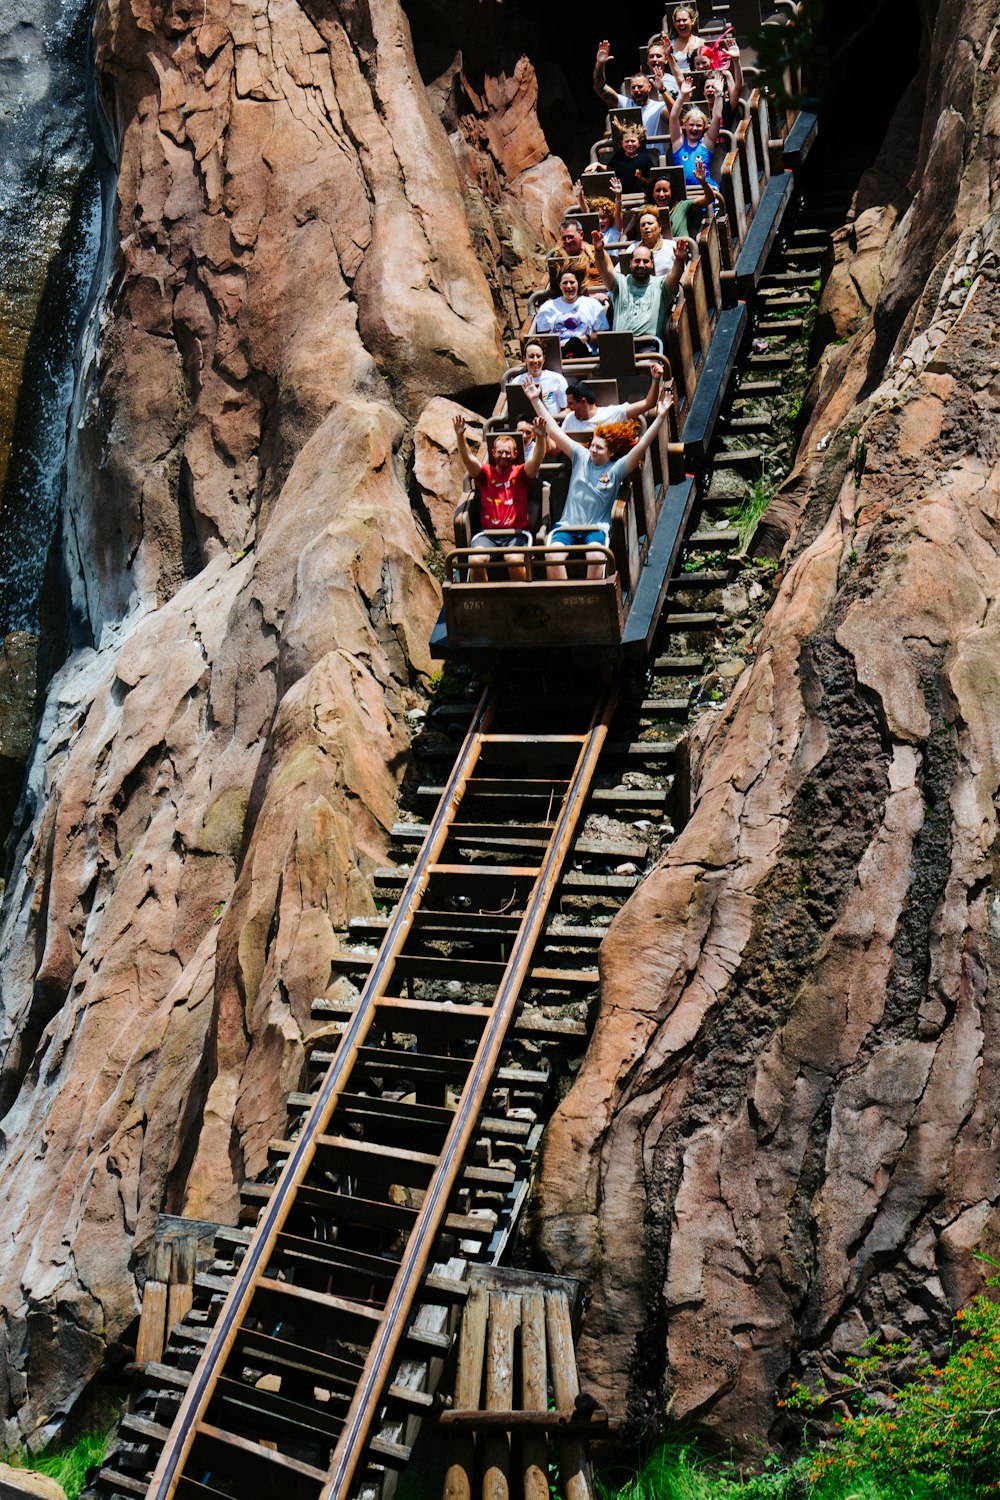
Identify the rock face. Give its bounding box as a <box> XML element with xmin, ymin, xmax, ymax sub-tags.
<box><xmin>0</xmin><ymin>0</ymin><xmax>565</xmax><ymax>1444</ymax></box>
<box><xmin>537</xmin><ymin>0</ymin><xmax>1000</xmax><ymax>1449</ymax></box>
<box><xmin>0</xmin><ymin>0</ymin><xmax>99</xmax><ymax>633</ymax></box>
<box><xmin>0</xmin><ymin>1464</ymin><xmax>67</xmax><ymax>1500</ymax></box>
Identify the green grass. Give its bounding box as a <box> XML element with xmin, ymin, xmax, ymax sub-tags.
<box><xmin>597</xmin><ymin>1442</ymin><xmax>728</xmax><ymax>1500</ymax></box>
<box><xmin>728</xmin><ymin>472</ymin><xmax>775</xmax><ymax>553</ymax></box>
<box><xmin>3</xmin><ymin>1429</ymin><xmax>110</xmax><ymax>1499</ymax></box>
<box><xmin>596</xmin><ymin>1438</ymin><xmax>1000</xmax><ymax>1500</ymax></box>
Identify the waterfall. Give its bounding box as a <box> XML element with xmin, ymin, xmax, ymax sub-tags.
<box><xmin>0</xmin><ymin>0</ymin><xmax>101</xmax><ymax>635</ymax></box>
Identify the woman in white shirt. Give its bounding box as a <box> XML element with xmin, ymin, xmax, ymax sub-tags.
<box><xmin>634</xmin><ymin>210</ymin><xmax>678</xmax><ymax>277</ymax></box>
<box><xmin>665</xmin><ymin>7</ymin><xmax>704</xmax><ymax>74</ymax></box>
<box><xmin>511</xmin><ymin>339</ymin><xmax>566</xmax><ymax>410</ymax></box>
<box><xmin>536</xmin><ymin>270</ymin><xmax>610</xmax><ymax>357</ymax></box>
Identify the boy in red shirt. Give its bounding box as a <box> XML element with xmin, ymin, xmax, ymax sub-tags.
<box><xmin>453</xmin><ymin>415</ymin><xmax>546</xmax><ymax>581</ymax></box>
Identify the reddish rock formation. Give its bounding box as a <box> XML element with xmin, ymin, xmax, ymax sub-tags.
<box><xmin>0</xmin><ymin>0</ymin><xmax>564</xmax><ymax>1442</ymax></box>
<box><xmin>537</xmin><ymin>0</ymin><xmax>1000</xmax><ymax>1449</ymax></box>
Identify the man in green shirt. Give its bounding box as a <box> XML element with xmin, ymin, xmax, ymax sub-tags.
<box><xmin>592</xmin><ymin>230</ymin><xmax>688</xmax><ymax>340</ymax></box>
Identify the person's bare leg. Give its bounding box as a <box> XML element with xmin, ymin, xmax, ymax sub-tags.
<box><xmin>469</xmin><ymin>550</ymin><xmax>489</xmax><ymax>583</ymax></box>
<box><xmin>546</xmin><ymin>547</ymin><xmax>569</xmax><ymax>581</ymax></box>
<box><xmin>586</xmin><ymin>548</ymin><xmax>608</xmax><ymax>580</ymax></box>
<box><xmin>506</xmin><ymin>551</ymin><xmax>527</xmax><ymax>583</ymax></box>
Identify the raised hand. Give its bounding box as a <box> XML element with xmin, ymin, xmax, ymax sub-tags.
<box><xmin>724</xmin><ymin>40</ymin><xmax>741</xmax><ymax>57</ymax></box>
<box><xmin>531</xmin><ymin>416</ymin><xmax>548</xmax><ymax>440</ymax></box>
<box><xmin>693</xmin><ymin>156</ymin><xmax>707</xmax><ymax>181</ymax></box>
<box><xmin>453</xmin><ymin>413</ymin><xmax>466</xmax><ymax>436</ymax></box>
<box><xmin>675</xmin><ymin>238</ymin><xmax>690</xmax><ymax>265</ymax></box>
<box><xmin>609</xmin><ymin>174</ymin><xmax>623</xmax><ymax>196</ymax></box>
<box><xmin>523</xmin><ymin>380</ymin><xmax>542</xmax><ymax>402</ymax></box>
<box><xmin>681</xmin><ymin>77</ymin><xmax>695</xmax><ymax>99</ymax></box>
<box><xmin>650</xmin><ymin>359</ymin><xmax>664</xmax><ymax>379</ymax></box>
<box><xmin>592</xmin><ymin>230</ymin><xmax>606</xmax><ymax>249</ymax></box>
<box><xmin>596</xmin><ymin>39</ymin><xmax>613</xmax><ymax>63</ymax></box>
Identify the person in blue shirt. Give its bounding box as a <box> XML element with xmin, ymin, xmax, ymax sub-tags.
<box><xmin>669</xmin><ymin>77</ymin><xmax>724</xmax><ymax>192</ymax></box>
<box><xmin>522</xmin><ymin>379</ymin><xmax>674</xmax><ymax>580</ymax></box>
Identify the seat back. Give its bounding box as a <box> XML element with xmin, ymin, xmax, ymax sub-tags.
<box><xmin>735</xmin><ymin>117</ymin><xmax>761</xmax><ymax>213</ymax></box>
<box><xmin>579</xmin><ymin>378</ymin><xmax>622</xmax><ymax>407</ymax></box>
<box><xmin>521</xmin><ymin>334</ymin><xmax>563</xmax><ymax>372</ymax></box>
<box><xmin>682</xmin><ymin>254</ymin><xmax>713</xmax><ymax>358</ymax></box>
<box><xmin>610</xmin><ymin>106</ymin><xmax>644</xmax><ymax>145</ymax></box>
<box><xmin>505</xmin><ymin>382</ymin><xmax>535</xmax><ymax>424</ymax></box>
<box><xmin>560</xmin><ymin>211</ymin><xmax>600</xmax><ymax>240</ymax></box>
<box><xmin>719</xmin><ymin>0</ymin><xmax>764</xmax><ymax>39</ymax></box>
<box><xmin>577</xmin><ymin>169</ymin><xmax>616</xmax><ymax>203</ymax></box>
<box><xmin>666</xmin><ymin>296</ymin><xmax>697</xmax><ymax>413</ymax></box>
<box><xmin>721</xmin><ymin>148</ymin><xmax>749</xmax><ymax>245</ymax></box>
<box><xmin>597</xmin><ymin>331</ymin><xmax>639</xmax><ymax>376</ymax></box>
<box><xmin>698</xmin><ymin>215</ymin><xmax>724</xmax><ymax>312</ymax></box>
<box><xmin>747</xmin><ymin>90</ymin><xmax>772</xmax><ymax>187</ymax></box>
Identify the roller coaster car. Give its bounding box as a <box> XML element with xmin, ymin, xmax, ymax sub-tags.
<box><xmin>431</xmin><ymin>418</ymin><xmax>696</xmax><ymax>662</ymax></box>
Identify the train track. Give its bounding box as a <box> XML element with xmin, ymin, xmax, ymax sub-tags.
<box><xmin>83</xmin><ymin>87</ymin><xmax>852</xmax><ymax>1500</ymax></box>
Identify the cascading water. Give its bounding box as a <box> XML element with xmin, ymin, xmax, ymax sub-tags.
<box><xmin>0</xmin><ymin>0</ymin><xmax>101</xmax><ymax>635</ymax></box>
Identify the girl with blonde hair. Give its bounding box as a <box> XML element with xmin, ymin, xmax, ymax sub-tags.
<box><xmin>669</xmin><ymin>76</ymin><xmax>723</xmax><ymax>191</ymax></box>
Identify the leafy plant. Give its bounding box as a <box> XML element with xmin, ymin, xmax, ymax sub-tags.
<box><xmin>595</xmin><ymin>1271</ymin><xmax>1000</xmax><ymax>1499</ymax></box>
<box><xmin>682</xmin><ymin>551</ymin><xmax>728</xmax><ymax>573</ymax></box>
<box><xmin>802</xmin><ymin>1291</ymin><xmax>1000</xmax><ymax>1494</ymax></box>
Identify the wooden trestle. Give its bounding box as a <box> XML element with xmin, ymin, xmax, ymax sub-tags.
<box><xmin>144</xmin><ymin>680</ymin><xmax>618</xmax><ymax>1500</ymax></box>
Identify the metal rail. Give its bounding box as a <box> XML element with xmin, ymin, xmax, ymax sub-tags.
<box><xmin>144</xmin><ymin>681</ymin><xmax>618</xmax><ymax>1500</ymax></box>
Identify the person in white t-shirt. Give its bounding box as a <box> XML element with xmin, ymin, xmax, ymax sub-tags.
<box><xmin>562</xmin><ymin>362</ymin><xmax>669</xmax><ymax>433</ymax></box>
<box><xmin>593</xmin><ymin>44</ymin><xmax>669</xmax><ymax>134</ymax></box>
<box><xmin>511</xmin><ymin>340</ymin><xmax>568</xmax><ymax>417</ymax></box>
<box><xmin>635</xmin><ymin>210</ymin><xmax>680</xmax><ymax>276</ymax></box>
<box><xmin>645</xmin><ymin>38</ymin><xmax>683</xmax><ymax>101</ymax></box>
<box><xmin>535</xmin><ymin>270</ymin><xmax>610</xmax><ymax>357</ymax></box>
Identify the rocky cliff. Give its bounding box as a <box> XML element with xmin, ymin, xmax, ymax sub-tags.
<box><xmin>0</xmin><ymin>0</ymin><xmax>564</xmax><ymax>1442</ymax></box>
<box><xmin>538</xmin><ymin>0</ymin><xmax>1000</xmax><ymax>1448</ymax></box>
<box><xmin>5</xmin><ymin>0</ymin><xmax>997</xmax><ymax>1462</ymax></box>
<box><xmin>0</xmin><ymin>0</ymin><xmax>99</xmax><ymax>634</ymax></box>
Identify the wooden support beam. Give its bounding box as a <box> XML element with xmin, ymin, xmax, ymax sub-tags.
<box><xmin>482</xmin><ymin>1294</ymin><xmax>517</xmax><ymax>1500</ymax></box>
<box><xmin>546</xmin><ymin>1293</ymin><xmax>594</xmax><ymax>1500</ymax></box>
<box><xmin>443</xmin><ymin>1284</ymin><xmax>488</xmax><ymax>1500</ymax></box>
<box><xmin>519</xmin><ymin>1292</ymin><xmax>549</xmax><ymax>1500</ymax></box>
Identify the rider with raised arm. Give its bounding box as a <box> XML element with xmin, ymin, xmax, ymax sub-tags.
<box><xmin>453</xmin><ymin>415</ymin><xmax>547</xmax><ymax>582</ymax></box>
<box><xmin>564</xmin><ymin>361</ymin><xmax>669</xmax><ymax>433</ymax></box>
<box><xmin>670</xmin><ymin>75</ymin><xmax>724</xmax><ymax>191</ymax></box>
<box><xmin>521</xmin><ymin>380</ymin><xmax>674</xmax><ymax>581</ymax></box>
<box><xmin>593</xmin><ymin>40</ymin><xmax>667</xmax><ymax>134</ymax></box>
<box><xmin>591</xmin><ymin>229</ymin><xmax>689</xmax><ymax>339</ymax></box>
